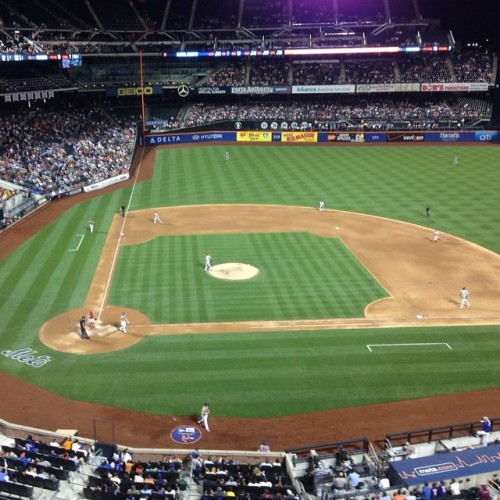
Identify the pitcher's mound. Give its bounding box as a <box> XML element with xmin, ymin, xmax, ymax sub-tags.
<box><xmin>208</xmin><ymin>263</ymin><xmax>260</xmax><ymax>281</ymax></box>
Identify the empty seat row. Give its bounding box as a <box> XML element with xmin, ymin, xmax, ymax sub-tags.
<box><xmin>0</xmin><ymin>480</ymin><xmax>34</xmax><ymax>498</ymax></box>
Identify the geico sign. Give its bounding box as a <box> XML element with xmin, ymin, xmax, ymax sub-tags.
<box><xmin>117</xmin><ymin>87</ymin><xmax>153</xmax><ymax>96</ymax></box>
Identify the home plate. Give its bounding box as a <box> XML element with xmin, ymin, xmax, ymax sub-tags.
<box><xmin>95</xmin><ymin>325</ymin><xmax>119</xmax><ymax>337</ymax></box>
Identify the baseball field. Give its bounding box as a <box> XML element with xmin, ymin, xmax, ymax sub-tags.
<box><xmin>2</xmin><ymin>143</ymin><xmax>500</xmax><ymax>449</ymax></box>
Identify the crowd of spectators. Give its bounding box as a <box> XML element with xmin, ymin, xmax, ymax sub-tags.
<box><xmin>344</xmin><ymin>60</ymin><xmax>396</xmax><ymax>85</ymax></box>
<box><xmin>449</xmin><ymin>96</ymin><xmax>491</xmax><ymax>118</ymax></box>
<box><xmin>0</xmin><ymin>32</ymin><xmax>41</xmax><ymax>55</ymax></box>
<box><xmin>240</xmin><ymin>102</ymin><xmax>288</xmax><ymax>120</ymax></box>
<box><xmin>451</xmin><ymin>49</ymin><xmax>493</xmax><ymax>83</ymax></box>
<box><xmin>394</xmin><ymin>96</ymin><xmax>455</xmax><ymax>121</ymax></box>
<box><xmin>0</xmin><ymin>434</ymin><xmax>91</xmax><ymax>491</ymax></box>
<box><xmin>398</xmin><ymin>54</ymin><xmax>452</xmax><ymax>84</ymax></box>
<box><xmin>191</xmin><ymin>448</ymin><xmax>297</xmax><ymax>500</ymax></box>
<box><xmin>0</xmin><ymin>433</ymin><xmax>297</xmax><ymax>500</ymax></box>
<box><xmin>193</xmin><ymin>50</ymin><xmax>494</xmax><ymax>90</ymax></box>
<box><xmin>180</xmin><ymin>95</ymin><xmax>489</xmax><ymax>130</ymax></box>
<box><xmin>183</xmin><ymin>103</ymin><xmax>238</xmax><ymax>127</ymax></box>
<box><xmin>0</xmin><ymin>109</ymin><xmax>136</xmax><ymax>196</ymax></box>
<box><xmin>87</xmin><ymin>449</ymin><xmax>184</xmax><ymax>498</ymax></box>
<box><xmin>199</xmin><ymin>62</ymin><xmax>247</xmax><ymax>87</ymax></box>
<box><xmin>293</xmin><ymin>62</ymin><xmax>341</xmax><ymax>85</ymax></box>
<box><xmin>0</xmin><ymin>186</ymin><xmax>17</xmax><ymax>201</ymax></box>
<box><xmin>248</xmin><ymin>61</ymin><xmax>291</xmax><ymax>86</ymax></box>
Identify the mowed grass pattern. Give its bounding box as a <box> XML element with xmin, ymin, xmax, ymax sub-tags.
<box><xmin>29</xmin><ymin>326</ymin><xmax>500</xmax><ymax>418</ymax></box>
<box><xmin>142</xmin><ymin>145</ymin><xmax>500</xmax><ymax>252</ymax></box>
<box><xmin>1</xmin><ymin>143</ymin><xmax>500</xmax><ymax>417</ymax></box>
<box><xmin>108</xmin><ymin>233</ymin><xmax>386</xmax><ymax>322</ymax></box>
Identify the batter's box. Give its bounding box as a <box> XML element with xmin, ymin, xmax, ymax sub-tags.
<box><xmin>94</xmin><ymin>324</ymin><xmax>119</xmax><ymax>337</ymax></box>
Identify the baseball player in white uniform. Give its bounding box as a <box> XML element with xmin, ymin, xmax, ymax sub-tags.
<box><xmin>119</xmin><ymin>312</ymin><xmax>130</xmax><ymax>333</ymax></box>
<box><xmin>197</xmin><ymin>402</ymin><xmax>210</xmax><ymax>431</ymax></box>
<box><xmin>433</xmin><ymin>229</ymin><xmax>440</xmax><ymax>243</ymax></box>
<box><xmin>153</xmin><ymin>211</ymin><xmax>163</xmax><ymax>224</ymax></box>
<box><xmin>319</xmin><ymin>201</ymin><xmax>325</xmax><ymax>212</ymax></box>
<box><xmin>205</xmin><ymin>254</ymin><xmax>212</xmax><ymax>271</ymax></box>
<box><xmin>459</xmin><ymin>287</ymin><xmax>470</xmax><ymax>308</ymax></box>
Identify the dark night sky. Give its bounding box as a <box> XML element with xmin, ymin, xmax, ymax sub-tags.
<box><xmin>420</xmin><ymin>0</ymin><xmax>500</xmax><ymax>49</ymax></box>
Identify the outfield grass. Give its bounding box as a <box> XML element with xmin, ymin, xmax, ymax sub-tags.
<box><xmin>1</xmin><ymin>143</ymin><xmax>500</xmax><ymax>418</ymax></box>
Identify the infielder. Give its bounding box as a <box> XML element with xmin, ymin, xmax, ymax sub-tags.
<box><xmin>119</xmin><ymin>312</ymin><xmax>130</xmax><ymax>333</ymax></box>
<box><xmin>205</xmin><ymin>253</ymin><xmax>212</xmax><ymax>271</ymax></box>
<box><xmin>197</xmin><ymin>402</ymin><xmax>210</xmax><ymax>431</ymax></box>
<box><xmin>459</xmin><ymin>287</ymin><xmax>470</xmax><ymax>308</ymax></box>
<box><xmin>153</xmin><ymin>211</ymin><xmax>163</xmax><ymax>224</ymax></box>
<box><xmin>433</xmin><ymin>229</ymin><xmax>440</xmax><ymax>243</ymax></box>
<box><xmin>319</xmin><ymin>201</ymin><xmax>325</xmax><ymax>212</ymax></box>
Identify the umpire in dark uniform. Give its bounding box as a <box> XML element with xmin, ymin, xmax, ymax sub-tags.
<box><xmin>79</xmin><ymin>316</ymin><xmax>90</xmax><ymax>339</ymax></box>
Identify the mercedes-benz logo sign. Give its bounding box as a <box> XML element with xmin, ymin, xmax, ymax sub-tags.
<box><xmin>177</xmin><ymin>85</ymin><xmax>190</xmax><ymax>98</ymax></box>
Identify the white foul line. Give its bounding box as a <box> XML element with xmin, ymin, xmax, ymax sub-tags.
<box><xmin>97</xmin><ymin>146</ymin><xmax>146</xmax><ymax>322</ymax></box>
<box><xmin>367</xmin><ymin>342</ymin><xmax>452</xmax><ymax>352</ymax></box>
<box><xmin>68</xmin><ymin>234</ymin><xmax>85</xmax><ymax>252</ymax></box>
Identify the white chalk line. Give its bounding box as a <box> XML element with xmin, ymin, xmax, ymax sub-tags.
<box><xmin>97</xmin><ymin>147</ymin><xmax>146</xmax><ymax>322</ymax></box>
<box><xmin>68</xmin><ymin>234</ymin><xmax>85</xmax><ymax>252</ymax></box>
<box><xmin>367</xmin><ymin>342</ymin><xmax>452</xmax><ymax>352</ymax></box>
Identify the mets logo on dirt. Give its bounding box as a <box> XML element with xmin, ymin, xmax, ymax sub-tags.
<box><xmin>171</xmin><ymin>425</ymin><xmax>202</xmax><ymax>444</ymax></box>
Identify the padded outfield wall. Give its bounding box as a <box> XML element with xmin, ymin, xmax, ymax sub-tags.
<box><xmin>144</xmin><ymin>130</ymin><xmax>499</xmax><ymax>146</ymax></box>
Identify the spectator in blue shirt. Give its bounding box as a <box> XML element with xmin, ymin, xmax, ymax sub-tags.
<box><xmin>348</xmin><ymin>470</ymin><xmax>360</xmax><ymax>488</ymax></box>
<box><xmin>421</xmin><ymin>482</ymin><xmax>433</xmax><ymax>500</ymax></box>
<box><xmin>477</xmin><ymin>416</ymin><xmax>492</xmax><ymax>446</ymax></box>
